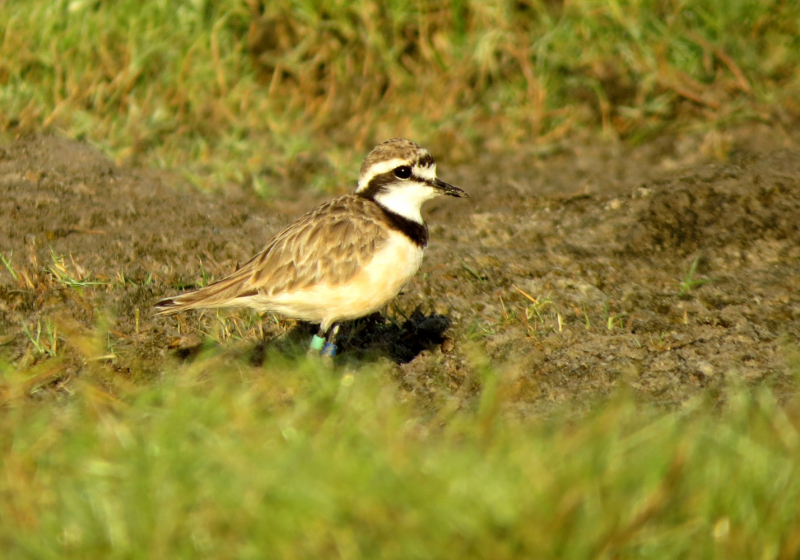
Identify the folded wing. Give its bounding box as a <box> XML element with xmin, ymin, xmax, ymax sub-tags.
<box><xmin>155</xmin><ymin>195</ymin><xmax>389</xmax><ymax>315</ymax></box>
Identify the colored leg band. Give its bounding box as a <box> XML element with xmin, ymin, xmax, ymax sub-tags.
<box><xmin>321</xmin><ymin>343</ymin><xmax>337</xmax><ymax>357</ymax></box>
<box><xmin>310</xmin><ymin>335</ymin><xmax>326</xmax><ymax>351</ymax></box>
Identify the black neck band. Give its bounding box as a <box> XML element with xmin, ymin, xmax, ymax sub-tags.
<box><xmin>377</xmin><ymin>204</ymin><xmax>429</xmax><ymax>248</ymax></box>
<box><xmin>357</xmin><ymin>169</ymin><xmax>430</xmax><ymax>248</ymax></box>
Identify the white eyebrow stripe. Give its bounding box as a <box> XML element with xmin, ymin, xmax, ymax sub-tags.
<box><xmin>357</xmin><ymin>158</ymin><xmax>408</xmax><ymax>191</ymax></box>
<box><xmin>413</xmin><ymin>164</ymin><xmax>437</xmax><ymax>182</ymax></box>
<box><xmin>357</xmin><ymin>159</ymin><xmax>439</xmax><ymax>192</ymax></box>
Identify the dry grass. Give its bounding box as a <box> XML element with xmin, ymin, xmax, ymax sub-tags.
<box><xmin>2</xmin><ymin>0</ymin><xmax>798</xmax><ymax>192</ymax></box>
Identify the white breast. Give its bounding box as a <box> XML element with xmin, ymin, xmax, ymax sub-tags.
<box><xmin>254</xmin><ymin>231</ymin><xmax>424</xmax><ymax>330</ymax></box>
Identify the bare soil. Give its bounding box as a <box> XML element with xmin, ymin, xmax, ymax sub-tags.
<box><xmin>2</xmin><ymin>129</ymin><xmax>800</xmax><ymax>412</ymax></box>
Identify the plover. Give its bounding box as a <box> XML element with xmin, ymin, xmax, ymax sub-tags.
<box><xmin>155</xmin><ymin>138</ymin><xmax>468</xmax><ymax>356</ymax></box>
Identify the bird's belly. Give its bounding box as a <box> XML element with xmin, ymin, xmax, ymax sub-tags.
<box><xmin>260</xmin><ymin>233</ymin><xmax>424</xmax><ymax>329</ymax></box>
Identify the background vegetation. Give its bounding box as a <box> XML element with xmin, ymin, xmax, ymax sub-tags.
<box><xmin>3</xmin><ymin>354</ymin><xmax>800</xmax><ymax>559</ymax></box>
<box><xmin>3</xmin><ymin>0</ymin><xmax>800</xmax><ymax>556</ymax></box>
<box><xmin>1</xmin><ymin>0</ymin><xmax>799</xmax><ymax>191</ymax></box>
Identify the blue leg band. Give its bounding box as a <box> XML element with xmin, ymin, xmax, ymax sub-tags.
<box><xmin>321</xmin><ymin>343</ymin><xmax>337</xmax><ymax>357</ymax></box>
<box><xmin>309</xmin><ymin>335</ymin><xmax>325</xmax><ymax>351</ymax></box>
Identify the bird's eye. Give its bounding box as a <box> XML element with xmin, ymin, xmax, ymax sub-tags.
<box><xmin>393</xmin><ymin>166</ymin><xmax>412</xmax><ymax>179</ymax></box>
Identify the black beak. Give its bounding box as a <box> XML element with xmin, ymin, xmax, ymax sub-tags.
<box><xmin>435</xmin><ymin>178</ymin><xmax>469</xmax><ymax>198</ymax></box>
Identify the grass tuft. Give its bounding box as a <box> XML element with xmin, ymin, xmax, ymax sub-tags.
<box><xmin>2</xmin><ymin>0</ymin><xmax>799</xmax><ymax>193</ymax></box>
<box><xmin>1</xmin><ymin>358</ymin><xmax>800</xmax><ymax>557</ymax></box>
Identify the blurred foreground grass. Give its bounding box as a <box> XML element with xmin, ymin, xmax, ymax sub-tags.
<box><xmin>2</xmin><ymin>0</ymin><xmax>799</xmax><ymax>192</ymax></box>
<box><xmin>2</xmin><ymin>352</ymin><xmax>800</xmax><ymax>558</ymax></box>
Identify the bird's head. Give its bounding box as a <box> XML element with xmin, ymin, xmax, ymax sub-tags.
<box><xmin>355</xmin><ymin>138</ymin><xmax>468</xmax><ymax>223</ymax></box>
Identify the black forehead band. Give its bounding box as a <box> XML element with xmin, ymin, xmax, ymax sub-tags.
<box><xmin>415</xmin><ymin>153</ymin><xmax>435</xmax><ymax>168</ymax></box>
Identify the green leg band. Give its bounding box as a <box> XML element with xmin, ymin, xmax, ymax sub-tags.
<box><xmin>309</xmin><ymin>334</ymin><xmax>325</xmax><ymax>351</ymax></box>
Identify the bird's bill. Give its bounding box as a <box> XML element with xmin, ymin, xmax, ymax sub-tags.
<box><xmin>435</xmin><ymin>178</ymin><xmax>469</xmax><ymax>198</ymax></box>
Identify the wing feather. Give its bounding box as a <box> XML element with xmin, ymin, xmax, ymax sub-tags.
<box><xmin>154</xmin><ymin>195</ymin><xmax>390</xmax><ymax>314</ymax></box>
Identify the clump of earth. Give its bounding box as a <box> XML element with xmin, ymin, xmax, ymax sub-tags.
<box><xmin>1</xmin><ymin>127</ymin><xmax>799</xmax><ymax>413</ymax></box>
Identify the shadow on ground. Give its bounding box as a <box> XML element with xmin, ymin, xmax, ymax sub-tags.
<box><xmin>171</xmin><ymin>309</ymin><xmax>452</xmax><ymax>367</ymax></box>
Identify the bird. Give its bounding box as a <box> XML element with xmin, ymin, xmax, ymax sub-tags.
<box><xmin>155</xmin><ymin>138</ymin><xmax>468</xmax><ymax>357</ymax></box>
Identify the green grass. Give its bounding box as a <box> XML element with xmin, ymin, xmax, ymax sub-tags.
<box><xmin>2</xmin><ymin>0</ymin><xmax>799</xmax><ymax>192</ymax></box>
<box><xmin>2</xmin><ymin>353</ymin><xmax>799</xmax><ymax>558</ymax></box>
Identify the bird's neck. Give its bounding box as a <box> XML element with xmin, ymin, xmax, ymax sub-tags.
<box><xmin>374</xmin><ymin>201</ymin><xmax>429</xmax><ymax>248</ymax></box>
<box><xmin>371</xmin><ymin>184</ymin><xmax>434</xmax><ymax>225</ymax></box>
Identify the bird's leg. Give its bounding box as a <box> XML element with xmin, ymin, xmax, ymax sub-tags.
<box><xmin>321</xmin><ymin>323</ymin><xmax>341</xmax><ymax>357</ymax></box>
<box><xmin>309</xmin><ymin>326</ymin><xmax>327</xmax><ymax>353</ymax></box>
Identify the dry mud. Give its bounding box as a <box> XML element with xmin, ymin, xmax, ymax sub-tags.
<box><xmin>2</xmin><ymin>132</ymin><xmax>800</xmax><ymax>412</ymax></box>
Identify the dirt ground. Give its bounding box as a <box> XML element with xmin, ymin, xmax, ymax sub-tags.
<box><xmin>2</xmin><ymin>128</ymin><xmax>800</xmax><ymax>412</ymax></box>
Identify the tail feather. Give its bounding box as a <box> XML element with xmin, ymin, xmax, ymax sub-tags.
<box><xmin>154</xmin><ymin>271</ymin><xmax>258</xmax><ymax>316</ymax></box>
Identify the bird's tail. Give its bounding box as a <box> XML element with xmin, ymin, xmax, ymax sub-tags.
<box><xmin>153</xmin><ymin>292</ymin><xmax>196</xmax><ymax>316</ymax></box>
<box><xmin>154</xmin><ymin>271</ymin><xmax>258</xmax><ymax>316</ymax></box>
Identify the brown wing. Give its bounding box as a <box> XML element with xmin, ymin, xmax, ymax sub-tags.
<box><xmin>155</xmin><ymin>195</ymin><xmax>389</xmax><ymax>314</ymax></box>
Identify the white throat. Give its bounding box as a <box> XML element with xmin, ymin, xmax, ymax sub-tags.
<box><xmin>373</xmin><ymin>182</ymin><xmax>438</xmax><ymax>224</ymax></box>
